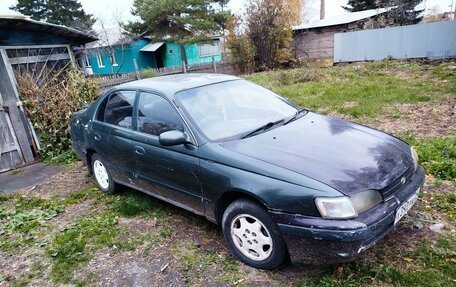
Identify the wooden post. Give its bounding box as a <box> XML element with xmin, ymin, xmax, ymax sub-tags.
<box><xmin>212</xmin><ymin>56</ymin><xmax>217</xmax><ymax>73</ymax></box>
<box><xmin>133</xmin><ymin>58</ymin><xmax>141</xmax><ymax>79</ymax></box>
<box><xmin>66</xmin><ymin>45</ymin><xmax>76</xmax><ymax>68</ymax></box>
<box><xmin>182</xmin><ymin>61</ymin><xmax>187</xmax><ymax>73</ymax></box>
<box><xmin>320</xmin><ymin>0</ymin><xmax>325</xmax><ymax>20</ymax></box>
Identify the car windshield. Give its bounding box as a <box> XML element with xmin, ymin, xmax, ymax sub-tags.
<box><xmin>176</xmin><ymin>80</ymin><xmax>298</xmax><ymax>141</ymax></box>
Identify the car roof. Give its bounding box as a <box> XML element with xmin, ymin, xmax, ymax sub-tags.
<box><xmin>117</xmin><ymin>73</ymin><xmax>240</xmax><ymax>96</ymax></box>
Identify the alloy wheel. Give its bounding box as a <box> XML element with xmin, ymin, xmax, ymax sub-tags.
<box><xmin>230</xmin><ymin>214</ymin><xmax>273</xmax><ymax>261</ymax></box>
<box><xmin>93</xmin><ymin>159</ymin><xmax>109</xmax><ymax>190</ymax></box>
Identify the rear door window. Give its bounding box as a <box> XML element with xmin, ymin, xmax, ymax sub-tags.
<box><xmin>137</xmin><ymin>92</ymin><xmax>183</xmax><ymax>136</ymax></box>
<box><xmin>103</xmin><ymin>91</ymin><xmax>136</xmax><ymax>129</ymax></box>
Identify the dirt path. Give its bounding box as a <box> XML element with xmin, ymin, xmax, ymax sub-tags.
<box><xmin>372</xmin><ymin>99</ymin><xmax>456</xmax><ymax>138</ymax></box>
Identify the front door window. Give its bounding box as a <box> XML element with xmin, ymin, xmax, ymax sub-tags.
<box><xmin>137</xmin><ymin>92</ymin><xmax>183</xmax><ymax>136</ymax></box>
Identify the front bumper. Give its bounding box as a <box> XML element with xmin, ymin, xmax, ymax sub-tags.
<box><xmin>270</xmin><ymin>166</ymin><xmax>425</xmax><ymax>264</ymax></box>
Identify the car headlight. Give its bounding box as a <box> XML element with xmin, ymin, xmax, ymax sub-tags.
<box><xmin>315</xmin><ymin>197</ymin><xmax>357</xmax><ymax>219</ymax></box>
<box><xmin>316</xmin><ymin>190</ymin><xmax>383</xmax><ymax>219</ymax></box>
<box><xmin>350</xmin><ymin>189</ymin><xmax>382</xmax><ymax>214</ymax></box>
<box><xmin>411</xmin><ymin>146</ymin><xmax>419</xmax><ymax>171</ymax></box>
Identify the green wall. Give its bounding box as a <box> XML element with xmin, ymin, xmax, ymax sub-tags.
<box><xmin>88</xmin><ymin>39</ymin><xmax>157</xmax><ymax>75</ymax></box>
<box><xmin>87</xmin><ymin>39</ymin><xmax>222</xmax><ymax>75</ymax></box>
<box><xmin>163</xmin><ymin>42</ymin><xmax>222</xmax><ymax>68</ymax></box>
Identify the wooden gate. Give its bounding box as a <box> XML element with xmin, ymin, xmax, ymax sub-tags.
<box><xmin>0</xmin><ymin>49</ymin><xmax>36</xmax><ymax>172</ymax></box>
<box><xmin>0</xmin><ymin>104</ymin><xmax>23</xmax><ymax>172</ymax></box>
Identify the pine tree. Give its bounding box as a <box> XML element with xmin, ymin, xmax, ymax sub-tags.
<box><xmin>382</xmin><ymin>0</ymin><xmax>424</xmax><ymax>25</ymax></box>
<box><xmin>343</xmin><ymin>0</ymin><xmax>378</xmax><ymax>12</ymax></box>
<box><xmin>10</xmin><ymin>0</ymin><xmax>46</xmax><ymax>21</ymax></box>
<box><xmin>10</xmin><ymin>0</ymin><xmax>96</xmax><ymax>32</ymax></box>
<box><xmin>124</xmin><ymin>0</ymin><xmax>231</xmax><ymax>66</ymax></box>
<box><xmin>342</xmin><ymin>0</ymin><xmax>423</xmax><ymax>26</ymax></box>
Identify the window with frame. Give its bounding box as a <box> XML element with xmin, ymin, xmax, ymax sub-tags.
<box><xmin>84</xmin><ymin>54</ymin><xmax>91</xmax><ymax>67</ymax></box>
<box><xmin>96</xmin><ymin>50</ymin><xmax>104</xmax><ymax>67</ymax></box>
<box><xmin>96</xmin><ymin>96</ymin><xmax>108</xmax><ymax>121</ymax></box>
<box><xmin>103</xmin><ymin>91</ymin><xmax>136</xmax><ymax>128</ymax></box>
<box><xmin>110</xmin><ymin>53</ymin><xmax>118</xmax><ymax>66</ymax></box>
<box><xmin>198</xmin><ymin>40</ymin><xmax>221</xmax><ymax>57</ymax></box>
<box><xmin>137</xmin><ymin>92</ymin><xmax>184</xmax><ymax>136</ymax></box>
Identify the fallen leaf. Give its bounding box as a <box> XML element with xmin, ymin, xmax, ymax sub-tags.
<box><xmin>403</xmin><ymin>257</ymin><xmax>414</xmax><ymax>262</ymax></box>
<box><xmin>338</xmin><ymin>266</ymin><xmax>344</xmax><ymax>273</ymax></box>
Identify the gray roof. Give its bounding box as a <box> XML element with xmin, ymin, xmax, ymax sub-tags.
<box><xmin>0</xmin><ymin>14</ymin><xmax>97</xmax><ymax>45</ymax></box>
<box><xmin>118</xmin><ymin>73</ymin><xmax>239</xmax><ymax>95</ymax></box>
<box><xmin>293</xmin><ymin>7</ymin><xmax>393</xmax><ymax>31</ymax></box>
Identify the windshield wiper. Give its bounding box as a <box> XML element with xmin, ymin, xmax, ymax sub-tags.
<box><xmin>284</xmin><ymin>108</ymin><xmax>308</xmax><ymax>125</ymax></box>
<box><xmin>241</xmin><ymin>119</ymin><xmax>284</xmax><ymax>139</ymax></box>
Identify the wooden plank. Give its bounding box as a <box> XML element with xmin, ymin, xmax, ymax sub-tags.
<box><xmin>0</xmin><ymin>150</ymin><xmax>22</xmax><ymax>173</ymax></box>
<box><xmin>4</xmin><ymin>103</ymin><xmax>34</xmax><ymax>162</ymax></box>
<box><xmin>67</xmin><ymin>45</ymin><xmax>76</xmax><ymax>68</ymax></box>
<box><xmin>0</xmin><ymin>108</ymin><xmax>24</xmax><ymax>171</ymax></box>
<box><xmin>0</xmin><ymin>49</ymin><xmax>19</xmax><ymax>102</ymax></box>
<box><xmin>0</xmin><ymin>111</ymin><xmax>20</xmax><ymax>153</ymax></box>
<box><xmin>2</xmin><ymin>44</ymin><xmax>71</xmax><ymax>49</ymax></box>
<box><xmin>8</xmin><ymin>53</ymin><xmax>71</xmax><ymax>65</ymax></box>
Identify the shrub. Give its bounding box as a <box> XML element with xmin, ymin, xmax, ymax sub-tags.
<box><xmin>226</xmin><ymin>16</ymin><xmax>256</xmax><ymax>74</ymax></box>
<box><xmin>141</xmin><ymin>68</ymin><xmax>156</xmax><ymax>79</ymax></box>
<box><xmin>275</xmin><ymin>68</ymin><xmax>321</xmax><ymax>85</ymax></box>
<box><xmin>16</xmin><ymin>68</ymin><xmax>99</xmax><ymax>163</ymax></box>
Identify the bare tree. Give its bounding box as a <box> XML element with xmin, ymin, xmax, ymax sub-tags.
<box><xmin>93</xmin><ymin>8</ymin><xmax>131</xmax><ymax>75</ymax></box>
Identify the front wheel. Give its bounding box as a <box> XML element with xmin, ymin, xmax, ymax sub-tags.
<box><xmin>91</xmin><ymin>154</ymin><xmax>118</xmax><ymax>194</ymax></box>
<box><xmin>222</xmin><ymin>199</ymin><xmax>288</xmax><ymax>269</ymax></box>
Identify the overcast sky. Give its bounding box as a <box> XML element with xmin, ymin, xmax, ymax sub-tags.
<box><xmin>1</xmin><ymin>0</ymin><xmax>454</xmax><ymax>29</ymax></box>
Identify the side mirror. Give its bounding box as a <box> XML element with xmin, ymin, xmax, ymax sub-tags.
<box><xmin>159</xmin><ymin>130</ymin><xmax>189</xmax><ymax>146</ymax></box>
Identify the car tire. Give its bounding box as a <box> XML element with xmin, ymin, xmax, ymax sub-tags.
<box><xmin>222</xmin><ymin>199</ymin><xmax>288</xmax><ymax>270</ymax></box>
<box><xmin>91</xmin><ymin>153</ymin><xmax>118</xmax><ymax>194</ymax></box>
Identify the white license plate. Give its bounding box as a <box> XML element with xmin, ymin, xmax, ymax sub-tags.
<box><xmin>394</xmin><ymin>187</ymin><xmax>420</xmax><ymax>225</ymax></box>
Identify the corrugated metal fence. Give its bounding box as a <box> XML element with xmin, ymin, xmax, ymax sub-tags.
<box><xmin>334</xmin><ymin>21</ymin><xmax>456</xmax><ymax>62</ymax></box>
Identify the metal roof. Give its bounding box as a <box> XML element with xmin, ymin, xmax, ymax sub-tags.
<box><xmin>140</xmin><ymin>41</ymin><xmax>165</xmax><ymax>52</ymax></box>
<box><xmin>293</xmin><ymin>8</ymin><xmax>393</xmax><ymax>31</ymax></box>
<box><xmin>117</xmin><ymin>73</ymin><xmax>239</xmax><ymax>95</ymax></box>
<box><xmin>0</xmin><ymin>14</ymin><xmax>98</xmax><ymax>45</ymax></box>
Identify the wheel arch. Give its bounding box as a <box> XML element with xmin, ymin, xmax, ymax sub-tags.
<box><xmin>85</xmin><ymin>148</ymin><xmax>97</xmax><ymax>173</ymax></box>
<box><xmin>214</xmin><ymin>190</ymin><xmax>269</xmax><ymax>225</ymax></box>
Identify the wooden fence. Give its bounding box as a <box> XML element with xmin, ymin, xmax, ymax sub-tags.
<box><xmin>90</xmin><ymin>72</ymin><xmax>138</xmax><ymax>92</ymax></box>
<box><xmin>91</xmin><ymin>60</ymin><xmax>235</xmax><ymax>93</ymax></box>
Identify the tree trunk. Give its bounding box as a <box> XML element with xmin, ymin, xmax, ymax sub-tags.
<box><xmin>179</xmin><ymin>43</ymin><xmax>188</xmax><ymax>69</ymax></box>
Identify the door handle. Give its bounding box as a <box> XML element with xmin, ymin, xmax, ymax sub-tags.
<box><xmin>94</xmin><ymin>133</ymin><xmax>101</xmax><ymax>141</ymax></box>
<box><xmin>134</xmin><ymin>145</ymin><xmax>145</xmax><ymax>155</ymax></box>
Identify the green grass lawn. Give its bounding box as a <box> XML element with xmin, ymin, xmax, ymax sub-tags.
<box><xmin>245</xmin><ymin>60</ymin><xmax>455</xmax><ymax>119</ymax></box>
<box><xmin>1</xmin><ymin>60</ymin><xmax>455</xmax><ymax>286</ymax></box>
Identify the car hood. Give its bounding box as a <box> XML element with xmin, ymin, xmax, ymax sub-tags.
<box><xmin>220</xmin><ymin>112</ymin><xmax>413</xmax><ymax>195</ymax></box>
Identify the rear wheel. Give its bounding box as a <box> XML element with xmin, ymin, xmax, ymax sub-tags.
<box><xmin>91</xmin><ymin>154</ymin><xmax>118</xmax><ymax>194</ymax></box>
<box><xmin>222</xmin><ymin>199</ymin><xmax>288</xmax><ymax>269</ymax></box>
